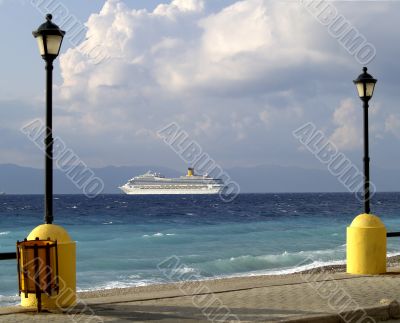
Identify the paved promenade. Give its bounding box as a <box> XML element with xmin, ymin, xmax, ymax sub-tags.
<box><xmin>1</xmin><ymin>268</ymin><xmax>400</xmax><ymax>322</ymax></box>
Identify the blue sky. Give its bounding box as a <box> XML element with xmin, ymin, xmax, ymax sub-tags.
<box><xmin>1</xmin><ymin>0</ymin><xmax>400</xmax><ymax>175</ymax></box>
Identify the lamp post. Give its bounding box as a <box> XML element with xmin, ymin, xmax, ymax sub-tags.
<box><xmin>353</xmin><ymin>67</ymin><xmax>377</xmax><ymax>214</ymax></box>
<box><xmin>20</xmin><ymin>17</ymin><xmax>75</xmax><ymax>309</ymax></box>
<box><xmin>347</xmin><ymin>67</ymin><xmax>385</xmax><ymax>275</ymax></box>
<box><xmin>33</xmin><ymin>14</ymin><xmax>65</xmax><ymax>224</ymax></box>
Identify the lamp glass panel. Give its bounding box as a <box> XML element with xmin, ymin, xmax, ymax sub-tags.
<box><xmin>366</xmin><ymin>82</ymin><xmax>375</xmax><ymax>97</ymax></box>
<box><xmin>36</xmin><ymin>36</ymin><xmax>45</xmax><ymax>56</ymax></box>
<box><xmin>356</xmin><ymin>83</ymin><xmax>365</xmax><ymax>98</ymax></box>
<box><xmin>46</xmin><ymin>35</ymin><xmax>63</xmax><ymax>55</ymax></box>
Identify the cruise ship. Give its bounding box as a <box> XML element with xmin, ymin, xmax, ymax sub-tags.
<box><xmin>119</xmin><ymin>168</ymin><xmax>225</xmax><ymax>195</ymax></box>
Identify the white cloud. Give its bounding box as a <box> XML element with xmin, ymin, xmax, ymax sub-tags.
<box><xmin>59</xmin><ymin>0</ymin><xmax>329</xmax><ymax>129</ymax></box>
<box><xmin>385</xmin><ymin>114</ymin><xmax>400</xmax><ymax>139</ymax></box>
<box><xmin>154</xmin><ymin>0</ymin><xmax>205</xmax><ymax>17</ymax></box>
<box><xmin>259</xmin><ymin>104</ymin><xmax>303</xmax><ymax>127</ymax></box>
<box><xmin>329</xmin><ymin>99</ymin><xmax>362</xmax><ymax>150</ymax></box>
<box><xmin>52</xmin><ymin>0</ymin><xmax>397</xmax><ymax>167</ymax></box>
<box><xmin>200</xmin><ymin>0</ymin><xmax>271</xmax><ymax>60</ymax></box>
<box><xmin>155</xmin><ymin>0</ymin><xmax>337</xmax><ymax>94</ymax></box>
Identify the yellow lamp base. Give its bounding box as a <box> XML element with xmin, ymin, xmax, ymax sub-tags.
<box><xmin>347</xmin><ymin>213</ymin><xmax>386</xmax><ymax>275</ymax></box>
<box><xmin>20</xmin><ymin>224</ymin><xmax>76</xmax><ymax>309</ymax></box>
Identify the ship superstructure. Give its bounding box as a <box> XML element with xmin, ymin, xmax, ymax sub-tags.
<box><xmin>119</xmin><ymin>168</ymin><xmax>224</xmax><ymax>195</ymax></box>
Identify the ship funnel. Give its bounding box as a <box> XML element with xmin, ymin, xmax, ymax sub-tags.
<box><xmin>187</xmin><ymin>168</ymin><xmax>194</xmax><ymax>176</ymax></box>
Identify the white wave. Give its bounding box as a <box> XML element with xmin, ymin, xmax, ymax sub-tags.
<box><xmin>0</xmin><ymin>231</ymin><xmax>10</xmax><ymax>236</ymax></box>
<box><xmin>250</xmin><ymin>259</ymin><xmax>346</xmax><ymax>276</ymax></box>
<box><xmin>77</xmin><ymin>279</ymin><xmax>163</xmax><ymax>292</ymax></box>
<box><xmin>226</xmin><ymin>247</ymin><xmax>344</xmax><ymax>264</ymax></box>
<box><xmin>73</xmin><ymin>257</ymin><xmax>346</xmax><ymax>296</ymax></box>
<box><xmin>175</xmin><ymin>266</ymin><xmax>198</xmax><ymax>275</ymax></box>
<box><xmin>101</xmin><ymin>281</ymin><xmax>148</xmax><ymax>289</ymax></box>
<box><xmin>127</xmin><ymin>274</ymin><xmax>141</xmax><ymax>279</ymax></box>
<box><xmin>194</xmin><ymin>259</ymin><xmax>347</xmax><ymax>282</ymax></box>
<box><xmin>102</xmin><ymin>222</ymin><xmax>113</xmax><ymax>225</ymax></box>
<box><xmin>74</xmin><ymin>250</ymin><xmax>400</xmax><ymax>296</ymax></box>
<box><xmin>0</xmin><ymin>295</ymin><xmax>19</xmax><ymax>307</ymax></box>
<box><xmin>142</xmin><ymin>233</ymin><xmax>176</xmax><ymax>238</ymax></box>
<box><xmin>196</xmin><ymin>246</ymin><xmax>346</xmax><ymax>279</ymax></box>
<box><xmin>387</xmin><ymin>251</ymin><xmax>400</xmax><ymax>257</ymax></box>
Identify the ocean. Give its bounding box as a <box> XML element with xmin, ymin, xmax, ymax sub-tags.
<box><xmin>1</xmin><ymin>193</ymin><xmax>400</xmax><ymax>307</ymax></box>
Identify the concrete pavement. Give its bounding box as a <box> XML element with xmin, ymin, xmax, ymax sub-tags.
<box><xmin>1</xmin><ymin>268</ymin><xmax>400</xmax><ymax>322</ymax></box>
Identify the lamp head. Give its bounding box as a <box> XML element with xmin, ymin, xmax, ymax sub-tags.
<box><xmin>353</xmin><ymin>67</ymin><xmax>377</xmax><ymax>102</ymax></box>
<box><xmin>33</xmin><ymin>14</ymin><xmax>65</xmax><ymax>61</ymax></box>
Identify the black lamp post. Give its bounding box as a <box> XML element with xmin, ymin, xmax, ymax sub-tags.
<box><xmin>353</xmin><ymin>67</ymin><xmax>377</xmax><ymax>215</ymax></box>
<box><xmin>33</xmin><ymin>14</ymin><xmax>65</xmax><ymax>224</ymax></box>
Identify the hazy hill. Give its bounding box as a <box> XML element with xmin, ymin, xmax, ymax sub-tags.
<box><xmin>0</xmin><ymin>163</ymin><xmax>398</xmax><ymax>194</ymax></box>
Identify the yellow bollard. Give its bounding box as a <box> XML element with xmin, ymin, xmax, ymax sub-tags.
<box><xmin>347</xmin><ymin>213</ymin><xmax>386</xmax><ymax>275</ymax></box>
<box><xmin>21</xmin><ymin>224</ymin><xmax>76</xmax><ymax>309</ymax></box>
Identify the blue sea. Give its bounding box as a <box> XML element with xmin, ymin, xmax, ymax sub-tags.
<box><xmin>1</xmin><ymin>193</ymin><xmax>400</xmax><ymax>307</ymax></box>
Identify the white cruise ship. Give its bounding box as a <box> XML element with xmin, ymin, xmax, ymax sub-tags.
<box><xmin>119</xmin><ymin>168</ymin><xmax>224</xmax><ymax>195</ymax></box>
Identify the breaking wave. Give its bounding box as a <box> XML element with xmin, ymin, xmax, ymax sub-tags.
<box><xmin>142</xmin><ymin>233</ymin><xmax>176</xmax><ymax>238</ymax></box>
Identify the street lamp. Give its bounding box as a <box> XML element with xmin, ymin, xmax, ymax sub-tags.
<box><xmin>353</xmin><ymin>67</ymin><xmax>377</xmax><ymax>214</ymax></box>
<box><xmin>347</xmin><ymin>67</ymin><xmax>385</xmax><ymax>276</ymax></box>
<box><xmin>33</xmin><ymin>14</ymin><xmax>65</xmax><ymax>224</ymax></box>
<box><xmin>19</xmin><ymin>17</ymin><xmax>75</xmax><ymax>309</ymax></box>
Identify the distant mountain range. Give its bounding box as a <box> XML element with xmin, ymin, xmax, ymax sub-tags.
<box><xmin>0</xmin><ymin>163</ymin><xmax>399</xmax><ymax>194</ymax></box>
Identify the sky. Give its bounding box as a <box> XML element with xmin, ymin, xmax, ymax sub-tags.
<box><xmin>1</xmin><ymin>0</ymin><xmax>400</xmax><ymax>174</ymax></box>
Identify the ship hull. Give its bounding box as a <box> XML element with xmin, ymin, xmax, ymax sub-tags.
<box><xmin>119</xmin><ymin>186</ymin><xmax>223</xmax><ymax>195</ymax></box>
